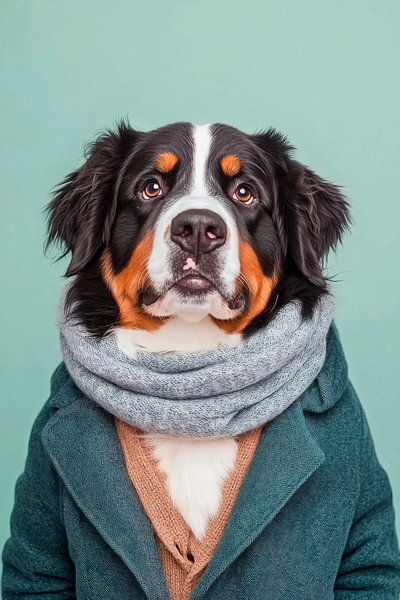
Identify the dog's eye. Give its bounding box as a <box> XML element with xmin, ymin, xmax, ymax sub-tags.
<box><xmin>232</xmin><ymin>184</ymin><xmax>255</xmax><ymax>206</ymax></box>
<box><xmin>142</xmin><ymin>179</ymin><xmax>163</xmax><ymax>200</ymax></box>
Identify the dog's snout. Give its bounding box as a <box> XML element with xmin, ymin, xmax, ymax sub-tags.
<box><xmin>170</xmin><ymin>209</ymin><xmax>227</xmax><ymax>257</ymax></box>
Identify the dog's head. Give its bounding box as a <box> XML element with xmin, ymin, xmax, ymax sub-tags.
<box><xmin>46</xmin><ymin>121</ymin><xmax>349</xmax><ymax>336</ymax></box>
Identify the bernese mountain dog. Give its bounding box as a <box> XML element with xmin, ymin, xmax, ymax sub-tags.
<box><xmin>46</xmin><ymin>121</ymin><xmax>349</xmax><ymax>536</ymax></box>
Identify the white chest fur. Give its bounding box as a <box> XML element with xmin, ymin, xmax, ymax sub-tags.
<box><xmin>115</xmin><ymin>315</ymin><xmax>241</xmax><ymax>354</ymax></box>
<box><xmin>143</xmin><ymin>433</ymin><xmax>238</xmax><ymax>540</ymax></box>
<box><xmin>115</xmin><ymin>316</ymin><xmax>241</xmax><ymax>539</ymax></box>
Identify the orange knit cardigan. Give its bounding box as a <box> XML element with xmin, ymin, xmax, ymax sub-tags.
<box><xmin>115</xmin><ymin>417</ymin><xmax>263</xmax><ymax>600</ymax></box>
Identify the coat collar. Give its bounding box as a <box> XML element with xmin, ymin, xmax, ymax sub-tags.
<box><xmin>42</xmin><ymin>375</ymin><xmax>171</xmax><ymax>600</ymax></box>
<box><xmin>42</xmin><ymin>367</ymin><xmax>326</xmax><ymax>599</ymax></box>
<box><xmin>189</xmin><ymin>392</ymin><xmax>325</xmax><ymax>599</ymax></box>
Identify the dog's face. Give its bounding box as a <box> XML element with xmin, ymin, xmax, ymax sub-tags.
<box><xmin>47</xmin><ymin>122</ymin><xmax>349</xmax><ymax>336</ymax></box>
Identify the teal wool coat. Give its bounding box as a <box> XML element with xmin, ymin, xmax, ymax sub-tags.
<box><xmin>2</xmin><ymin>327</ymin><xmax>400</xmax><ymax>599</ymax></box>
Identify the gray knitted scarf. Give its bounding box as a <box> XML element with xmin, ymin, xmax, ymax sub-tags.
<box><xmin>58</xmin><ymin>292</ymin><xmax>335</xmax><ymax>438</ymax></box>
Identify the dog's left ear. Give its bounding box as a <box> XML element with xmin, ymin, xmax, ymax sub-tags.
<box><xmin>283</xmin><ymin>159</ymin><xmax>351</xmax><ymax>286</ymax></box>
<box><xmin>255</xmin><ymin>129</ymin><xmax>351</xmax><ymax>287</ymax></box>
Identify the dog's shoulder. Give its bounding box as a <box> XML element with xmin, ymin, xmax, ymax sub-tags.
<box><xmin>47</xmin><ymin>362</ymin><xmax>82</xmax><ymax>410</ymax></box>
<box><xmin>300</xmin><ymin>323</ymin><xmax>349</xmax><ymax>416</ymax></box>
<box><xmin>300</xmin><ymin>324</ymin><xmax>371</xmax><ymax>464</ymax></box>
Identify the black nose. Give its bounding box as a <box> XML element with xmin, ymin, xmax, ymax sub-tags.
<box><xmin>170</xmin><ymin>209</ymin><xmax>227</xmax><ymax>258</ymax></box>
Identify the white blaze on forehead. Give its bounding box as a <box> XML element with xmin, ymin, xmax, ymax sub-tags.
<box><xmin>146</xmin><ymin>122</ymin><xmax>241</xmax><ymax>311</ymax></box>
<box><xmin>191</xmin><ymin>124</ymin><xmax>212</xmax><ymax>195</ymax></box>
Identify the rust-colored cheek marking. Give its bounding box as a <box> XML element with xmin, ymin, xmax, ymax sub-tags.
<box><xmin>101</xmin><ymin>232</ymin><xmax>163</xmax><ymax>332</ymax></box>
<box><xmin>220</xmin><ymin>155</ymin><xmax>241</xmax><ymax>177</ymax></box>
<box><xmin>155</xmin><ymin>151</ymin><xmax>178</xmax><ymax>173</ymax></box>
<box><xmin>215</xmin><ymin>241</ymin><xmax>278</xmax><ymax>334</ymax></box>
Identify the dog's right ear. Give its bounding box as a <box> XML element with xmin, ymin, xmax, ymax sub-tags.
<box><xmin>45</xmin><ymin>121</ymin><xmax>138</xmax><ymax>276</ymax></box>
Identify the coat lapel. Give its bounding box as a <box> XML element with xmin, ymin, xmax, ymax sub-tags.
<box><xmin>190</xmin><ymin>387</ymin><xmax>325</xmax><ymax>599</ymax></box>
<box><xmin>41</xmin><ymin>390</ymin><xmax>170</xmax><ymax>600</ymax></box>
<box><xmin>42</xmin><ymin>367</ymin><xmax>325</xmax><ymax>600</ymax></box>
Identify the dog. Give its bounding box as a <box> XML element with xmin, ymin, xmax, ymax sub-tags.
<box><xmin>46</xmin><ymin>121</ymin><xmax>349</xmax><ymax>540</ymax></box>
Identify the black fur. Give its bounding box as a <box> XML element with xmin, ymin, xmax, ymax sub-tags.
<box><xmin>45</xmin><ymin>121</ymin><xmax>350</xmax><ymax>337</ymax></box>
<box><xmin>245</xmin><ymin>129</ymin><xmax>350</xmax><ymax>334</ymax></box>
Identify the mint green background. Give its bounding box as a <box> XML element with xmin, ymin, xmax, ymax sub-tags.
<box><xmin>1</xmin><ymin>0</ymin><xmax>399</xmax><ymax>557</ymax></box>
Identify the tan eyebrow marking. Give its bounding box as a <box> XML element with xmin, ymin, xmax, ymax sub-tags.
<box><xmin>154</xmin><ymin>151</ymin><xmax>178</xmax><ymax>173</ymax></box>
<box><xmin>220</xmin><ymin>155</ymin><xmax>241</xmax><ymax>177</ymax></box>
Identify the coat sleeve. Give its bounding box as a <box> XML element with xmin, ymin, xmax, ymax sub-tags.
<box><xmin>334</xmin><ymin>383</ymin><xmax>400</xmax><ymax>599</ymax></box>
<box><xmin>2</xmin><ymin>398</ymin><xmax>76</xmax><ymax>599</ymax></box>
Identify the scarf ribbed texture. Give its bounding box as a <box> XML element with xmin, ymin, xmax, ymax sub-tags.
<box><xmin>58</xmin><ymin>291</ymin><xmax>335</xmax><ymax>438</ymax></box>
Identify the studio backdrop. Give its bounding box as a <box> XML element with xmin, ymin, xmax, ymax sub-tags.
<box><xmin>1</xmin><ymin>0</ymin><xmax>399</xmax><ymax>554</ymax></box>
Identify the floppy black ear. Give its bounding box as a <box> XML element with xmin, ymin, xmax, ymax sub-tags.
<box><xmin>45</xmin><ymin>121</ymin><xmax>137</xmax><ymax>276</ymax></box>
<box><xmin>254</xmin><ymin>129</ymin><xmax>350</xmax><ymax>288</ymax></box>
<box><xmin>284</xmin><ymin>160</ymin><xmax>350</xmax><ymax>286</ymax></box>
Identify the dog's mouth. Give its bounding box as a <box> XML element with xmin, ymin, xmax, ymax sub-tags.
<box><xmin>140</xmin><ymin>269</ymin><xmax>246</xmax><ymax>314</ymax></box>
<box><xmin>175</xmin><ymin>273</ymin><xmax>213</xmax><ymax>293</ymax></box>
